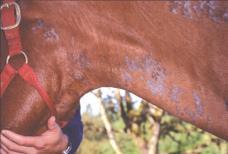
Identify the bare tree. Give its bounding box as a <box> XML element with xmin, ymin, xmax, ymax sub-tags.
<box><xmin>115</xmin><ymin>89</ymin><xmax>163</xmax><ymax>154</ymax></box>
<box><xmin>147</xmin><ymin>104</ymin><xmax>164</xmax><ymax>154</ymax></box>
<box><xmin>92</xmin><ymin>90</ymin><xmax>122</xmax><ymax>154</ymax></box>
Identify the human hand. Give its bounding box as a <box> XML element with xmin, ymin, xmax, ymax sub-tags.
<box><xmin>0</xmin><ymin>116</ymin><xmax>68</xmax><ymax>154</ymax></box>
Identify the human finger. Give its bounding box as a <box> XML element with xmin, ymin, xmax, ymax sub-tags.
<box><xmin>0</xmin><ymin>148</ymin><xmax>7</xmax><ymax>154</ymax></box>
<box><xmin>1</xmin><ymin>139</ymin><xmax>38</xmax><ymax>154</ymax></box>
<box><xmin>1</xmin><ymin>143</ymin><xmax>8</xmax><ymax>153</ymax></box>
<box><xmin>1</xmin><ymin>134</ymin><xmax>34</xmax><ymax>153</ymax></box>
<box><xmin>47</xmin><ymin>116</ymin><xmax>58</xmax><ymax>130</ymax></box>
<box><xmin>1</xmin><ymin>130</ymin><xmax>45</xmax><ymax>149</ymax></box>
<box><xmin>1</xmin><ymin>143</ymin><xmax>24</xmax><ymax>154</ymax></box>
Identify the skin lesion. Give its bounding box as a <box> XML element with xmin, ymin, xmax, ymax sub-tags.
<box><xmin>169</xmin><ymin>0</ymin><xmax>228</xmax><ymax>23</ymax></box>
<box><xmin>121</xmin><ymin>72</ymin><xmax>133</xmax><ymax>84</ymax></box>
<box><xmin>192</xmin><ymin>92</ymin><xmax>204</xmax><ymax>116</ymax></box>
<box><xmin>169</xmin><ymin>87</ymin><xmax>204</xmax><ymax>121</ymax></box>
<box><xmin>170</xmin><ymin>86</ymin><xmax>182</xmax><ymax>104</ymax></box>
<box><xmin>125</xmin><ymin>55</ymin><xmax>167</xmax><ymax>97</ymax></box>
<box><xmin>31</xmin><ymin>19</ymin><xmax>60</xmax><ymax>42</ymax></box>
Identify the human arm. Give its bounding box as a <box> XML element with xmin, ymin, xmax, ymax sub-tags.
<box><xmin>62</xmin><ymin>107</ymin><xmax>83</xmax><ymax>154</ymax></box>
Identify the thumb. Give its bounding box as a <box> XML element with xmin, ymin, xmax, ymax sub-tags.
<box><xmin>48</xmin><ymin>116</ymin><xmax>58</xmax><ymax>130</ymax></box>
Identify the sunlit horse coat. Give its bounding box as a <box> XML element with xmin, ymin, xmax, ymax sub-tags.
<box><xmin>1</xmin><ymin>1</ymin><xmax>228</xmax><ymax>141</ymax></box>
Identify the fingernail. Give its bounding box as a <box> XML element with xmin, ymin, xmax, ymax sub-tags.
<box><xmin>53</xmin><ymin>116</ymin><xmax>56</xmax><ymax>122</ymax></box>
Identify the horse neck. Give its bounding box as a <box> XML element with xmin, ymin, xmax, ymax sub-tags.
<box><xmin>5</xmin><ymin>1</ymin><xmax>227</xmax><ymax>139</ymax></box>
<box><xmin>60</xmin><ymin>32</ymin><xmax>227</xmax><ymax>139</ymax></box>
<box><xmin>57</xmin><ymin>14</ymin><xmax>227</xmax><ymax>140</ymax></box>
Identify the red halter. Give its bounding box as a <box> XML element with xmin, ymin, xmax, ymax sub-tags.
<box><xmin>1</xmin><ymin>0</ymin><xmax>57</xmax><ymax>116</ymax></box>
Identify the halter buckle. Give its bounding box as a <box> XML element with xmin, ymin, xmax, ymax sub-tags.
<box><xmin>1</xmin><ymin>2</ymin><xmax>21</xmax><ymax>30</ymax></box>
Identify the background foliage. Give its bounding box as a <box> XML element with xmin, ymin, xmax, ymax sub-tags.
<box><xmin>77</xmin><ymin>88</ymin><xmax>227</xmax><ymax>154</ymax></box>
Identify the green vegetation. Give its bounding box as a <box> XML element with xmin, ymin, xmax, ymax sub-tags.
<box><xmin>77</xmin><ymin>89</ymin><xmax>227</xmax><ymax>154</ymax></box>
<box><xmin>77</xmin><ymin>114</ymin><xmax>227</xmax><ymax>154</ymax></box>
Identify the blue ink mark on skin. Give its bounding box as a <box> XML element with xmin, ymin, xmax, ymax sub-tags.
<box><xmin>79</xmin><ymin>52</ymin><xmax>90</xmax><ymax>69</ymax></box>
<box><xmin>146</xmin><ymin>58</ymin><xmax>166</xmax><ymax>96</ymax></box>
<box><xmin>36</xmin><ymin>19</ymin><xmax>45</xmax><ymax>28</ymax></box>
<box><xmin>32</xmin><ymin>19</ymin><xmax>45</xmax><ymax>32</ymax></box>
<box><xmin>171</xmin><ymin>87</ymin><xmax>182</xmax><ymax>103</ymax></box>
<box><xmin>32</xmin><ymin>19</ymin><xmax>59</xmax><ymax>41</ymax></box>
<box><xmin>122</xmin><ymin>72</ymin><xmax>133</xmax><ymax>83</ymax></box>
<box><xmin>183</xmin><ymin>1</ymin><xmax>192</xmax><ymax>19</ymax></box>
<box><xmin>169</xmin><ymin>1</ymin><xmax>228</xmax><ymax>23</ymax></box>
<box><xmin>125</xmin><ymin>57</ymin><xmax>140</xmax><ymax>71</ymax></box>
<box><xmin>169</xmin><ymin>1</ymin><xmax>181</xmax><ymax>14</ymax></box>
<box><xmin>170</xmin><ymin>87</ymin><xmax>183</xmax><ymax>115</ymax></box>
<box><xmin>43</xmin><ymin>28</ymin><xmax>59</xmax><ymax>41</ymax></box>
<box><xmin>224</xmin><ymin>10</ymin><xmax>228</xmax><ymax>22</ymax></box>
<box><xmin>147</xmin><ymin>80</ymin><xmax>164</xmax><ymax>96</ymax></box>
<box><xmin>193</xmin><ymin>92</ymin><xmax>204</xmax><ymax>116</ymax></box>
<box><xmin>125</xmin><ymin>56</ymin><xmax>166</xmax><ymax>96</ymax></box>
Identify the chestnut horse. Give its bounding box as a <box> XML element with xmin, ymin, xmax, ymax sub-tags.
<box><xmin>1</xmin><ymin>1</ymin><xmax>228</xmax><ymax>141</ymax></box>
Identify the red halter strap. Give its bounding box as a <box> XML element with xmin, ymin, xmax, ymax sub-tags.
<box><xmin>1</xmin><ymin>0</ymin><xmax>57</xmax><ymax>116</ymax></box>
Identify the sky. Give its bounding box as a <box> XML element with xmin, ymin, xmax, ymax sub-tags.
<box><xmin>80</xmin><ymin>87</ymin><xmax>142</xmax><ymax>116</ymax></box>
